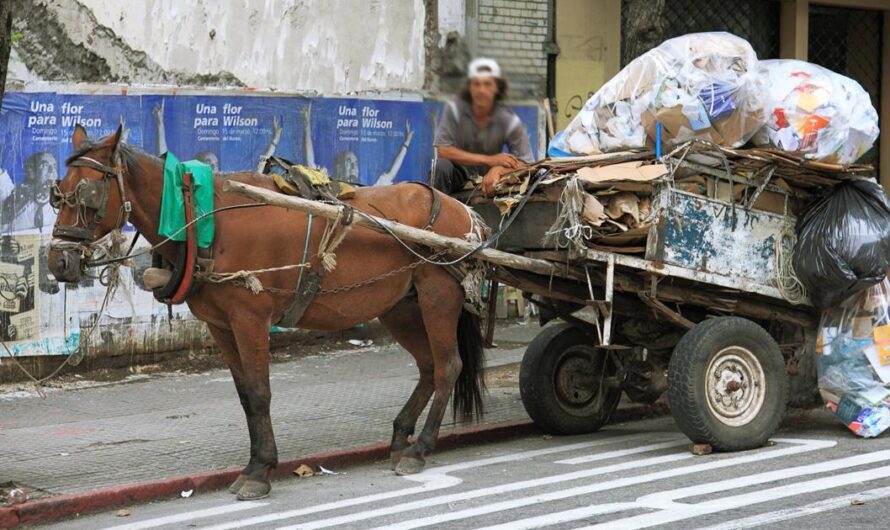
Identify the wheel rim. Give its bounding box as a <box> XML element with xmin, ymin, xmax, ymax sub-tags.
<box><xmin>553</xmin><ymin>345</ymin><xmax>611</xmax><ymax>417</ymax></box>
<box><xmin>704</xmin><ymin>346</ymin><xmax>766</xmax><ymax>427</ymax></box>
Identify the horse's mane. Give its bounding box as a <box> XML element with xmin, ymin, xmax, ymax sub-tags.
<box><xmin>66</xmin><ymin>139</ymin><xmax>272</xmax><ymax>183</ymax></box>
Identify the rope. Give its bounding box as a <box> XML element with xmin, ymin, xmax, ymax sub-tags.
<box><xmin>197</xmin><ymin>263</ymin><xmax>311</xmax><ymax>293</ymax></box>
<box><xmin>317</xmin><ymin>207</ymin><xmax>354</xmax><ymax>272</ymax></box>
<box><xmin>774</xmin><ymin>221</ymin><xmax>808</xmax><ymax>305</ymax></box>
<box><xmin>544</xmin><ymin>176</ymin><xmax>591</xmax><ymax>251</ymax></box>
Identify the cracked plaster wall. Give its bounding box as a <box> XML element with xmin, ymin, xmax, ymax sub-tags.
<box><xmin>10</xmin><ymin>0</ymin><xmax>427</xmax><ymax>94</ymax></box>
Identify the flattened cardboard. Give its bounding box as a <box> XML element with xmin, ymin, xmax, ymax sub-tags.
<box><xmin>576</xmin><ymin>162</ymin><xmax>668</xmax><ymax>183</ymax></box>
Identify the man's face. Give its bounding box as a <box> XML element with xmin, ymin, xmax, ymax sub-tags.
<box><xmin>468</xmin><ymin>76</ymin><xmax>498</xmax><ymax>107</ymax></box>
<box><xmin>29</xmin><ymin>154</ymin><xmax>57</xmax><ymax>202</ymax></box>
<box><xmin>335</xmin><ymin>152</ymin><xmax>359</xmax><ymax>183</ymax></box>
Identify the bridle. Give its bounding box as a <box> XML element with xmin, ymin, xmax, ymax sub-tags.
<box><xmin>50</xmin><ymin>151</ymin><xmax>132</xmax><ymax>243</ymax></box>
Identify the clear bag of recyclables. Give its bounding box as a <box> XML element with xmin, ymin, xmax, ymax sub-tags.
<box><xmin>753</xmin><ymin>59</ymin><xmax>879</xmax><ymax>165</ymax></box>
<box><xmin>549</xmin><ymin>32</ymin><xmax>768</xmax><ymax>156</ymax></box>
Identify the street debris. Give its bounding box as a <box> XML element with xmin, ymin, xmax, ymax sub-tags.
<box><xmin>851</xmin><ymin>498</ymin><xmax>866</xmax><ymax>506</ymax></box>
<box><xmin>116</xmin><ymin>509</ymin><xmax>131</xmax><ymax>517</ymax></box>
<box><xmin>691</xmin><ymin>443</ymin><xmax>713</xmax><ymax>456</ymax></box>
<box><xmin>318</xmin><ymin>465</ymin><xmax>340</xmax><ymax>475</ymax></box>
<box><xmin>294</xmin><ymin>464</ymin><xmax>315</xmax><ymax>477</ymax></box>
<box><xmin>180</xmin><ymin>489</ymin><xmax>194</xmax><ymax>498</ymax></box>
<box><xmin>5</xmin><ymin>488</ymin><xmax>27</xmax><ymax>506</ymax></box>
<box><xmin>347</xmin><ymin>339</ymin><xmax>374</xmax><ymax>347</ymax></box>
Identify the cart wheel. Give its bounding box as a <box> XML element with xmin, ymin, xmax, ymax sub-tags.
<box><xmin>520</xmin><ymin>322</ymin><xmax>622</xmax><ymax>435</ymax></box>
<box><xmin>668</xmin><ymin>317</ymin><xmax>787</xmax><ymax>451</ymax></box>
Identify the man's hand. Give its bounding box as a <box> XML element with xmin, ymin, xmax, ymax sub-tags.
<box><xmin>488</xmin><ymin>153</ymin><xmax>526</xmax><ymax>170</ymax></box>
<box><xmin>481</xmin><ymin>166</ymin><xmax>511</xmax><ymax>197</ymax></box>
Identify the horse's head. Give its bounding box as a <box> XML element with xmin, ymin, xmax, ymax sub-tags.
<box><xmin>47</xmin><ymin>124</ymin><xmax>131</xmax><ymax>283</ymax></box>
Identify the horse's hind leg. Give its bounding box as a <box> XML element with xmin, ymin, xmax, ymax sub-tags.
<box><xmin>206</xmin><ymin>323</ymin><xmax>256</xmax><ymax>494</ymax></box>
<box><xmin>394</xmin><ymin>269</ymin><xmax>465</xmax><ymax>475</ymax></box>
<box><xmin>379</xmin><ymin>296</ymin><xmax>435</xmax><ymax>469</ymax></box>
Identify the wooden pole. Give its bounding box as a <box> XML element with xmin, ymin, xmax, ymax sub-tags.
<box><xmin>223</xmin><ymin>180</ymin><xmax>562</xmax><ymax>277</ymax></box>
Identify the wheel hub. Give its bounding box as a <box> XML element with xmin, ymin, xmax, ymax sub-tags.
<box><xmin>555</xmin><ymin>352</ymin><xmax>597</xmax><ymax>406</ymax></box>
<box><xmin>705</xmin><ymin>346</ymin><xmax>765</xmax><ymax>427</ymax></box>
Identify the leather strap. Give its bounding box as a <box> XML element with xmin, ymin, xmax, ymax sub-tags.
<box><xmin>169</xmin><ymin>172</ymin><xmax>199</xmax><ymax>304</ymax></box>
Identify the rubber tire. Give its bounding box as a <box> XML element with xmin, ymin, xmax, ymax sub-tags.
<box><xmin>519</xmin><ymin>322</ymin><xmax>622</xmax><ymax>435</ymax></box>
<box><xmin>668</xmin><ymin>317</ymin><xmax>788</xmax><ymax>451</ymax></box>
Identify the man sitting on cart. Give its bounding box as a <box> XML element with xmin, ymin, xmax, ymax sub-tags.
<box><xmin>431</xmin><ymin>58</ymin><xmax>534</xmax><ymax>197</ymax></box>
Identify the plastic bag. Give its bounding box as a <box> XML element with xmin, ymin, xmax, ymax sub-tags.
<box><xmin>549</xmin><ymin>32</ymin><xmax>768</xmax><ymax>156</ymax></box>
<box><xmin>817</xmin><ymin>279</ymin><xmax>890</xmax><ymax>438</ymax></box>
<box><xmin>753</xmin><ymin>60</ymin><xmax>879</xmax><ymax>165</ymax></box>
<box><xmin>793</xmin><ymin>179</ymin><xmax>890</xmax><ymax>309</ymax></box>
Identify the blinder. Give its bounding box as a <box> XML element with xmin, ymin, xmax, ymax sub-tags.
<box><xmin>51</xmin><ymin>154</ymin><xmax>129</xmax><ymax>242</ymax></box>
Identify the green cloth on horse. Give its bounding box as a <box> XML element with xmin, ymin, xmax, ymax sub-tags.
<box><xmin>159</xmin><ymin>152</ymin><xmax>215</xmax><ymax>248</ymax></box>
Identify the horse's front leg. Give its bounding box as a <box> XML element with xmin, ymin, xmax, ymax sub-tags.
<box><xmin>206</xmin><ymin>323</ymin><xmax>260</xmax><ymax>495</ymax></box>
<box><xmin>230</xmin><ymin>315</ymin><xmax>278</xmax><ymax>500</ymax></box>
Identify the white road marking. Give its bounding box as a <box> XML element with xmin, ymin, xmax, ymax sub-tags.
<box><xmin>696</xmin><ymin>485</ymin><xmax>890</xmax><ymax>530</ymax></box>
<box><xmin>554</xmin><ymin>439</ymin><xmax>687</xmax><ymax>465</ymax></box>
<box><xmin>354</xmin><ymin>438</ymin><xmax>834</xmax><ymax>530</ymax></box>
<box><xmin>199</xmin><ymin>433</ymin><xmax>665</xmax><ymax>530</ymax></box>
<box><xmin>279</xmin><ymin>454</ymin><xmax>690</xmax><ymax>530</ymax></box>
<box><xmin>474</xmin><ymin>447</ymin><xmax>890</xmax><ymax>530</ymax></box>
<box><xmin>579</xmin><ymin>464</ymin><xmax>890</xmax><ymax>529</ymax></box>
<box><xmin>102</xmin><ymin>501</ymin><xmax>269</xmax><ymax>530</ymax></box>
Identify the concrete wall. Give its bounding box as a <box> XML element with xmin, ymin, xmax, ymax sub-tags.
<box><xmin>10</xmin><ymin>0</ymin><xmax>427</xmax><ymax>94</ymax></box>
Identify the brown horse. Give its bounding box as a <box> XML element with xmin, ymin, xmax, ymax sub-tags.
<box><xmin>47</xmin><ymin>125</ymin><xmax>486</xmax><ymax>500</ymax></box>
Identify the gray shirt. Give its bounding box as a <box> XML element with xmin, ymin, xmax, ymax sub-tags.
<box><xmin>434</xmin><ymin>98</ymin><xmax>534</xmax><ymax>175</ymax></box>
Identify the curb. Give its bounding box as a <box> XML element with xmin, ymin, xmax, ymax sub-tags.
<box><xmin>0</xmin><ymin>403</ymin><xmax>667</xmax><ymax>527</ymax></box>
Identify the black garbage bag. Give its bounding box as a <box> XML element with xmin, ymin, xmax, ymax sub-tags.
<box><xmin>793</xmin><ymin>179</ymin><xmax>890</xmax><ymax>309</ymax></box>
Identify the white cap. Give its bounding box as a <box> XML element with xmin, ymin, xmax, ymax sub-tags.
<box><xmin>467</xmin><ymin>58</ymin><xmax>501</xmax><ymax>79</ymax></box>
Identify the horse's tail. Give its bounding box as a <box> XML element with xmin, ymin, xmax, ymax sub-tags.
<box><xmin>453</xmin><ymin>307</ymin><xmax>486</xmax><ymax>422</ymax></box>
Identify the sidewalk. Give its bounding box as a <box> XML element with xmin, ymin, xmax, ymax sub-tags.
<box><xmin>0</xmin><ymin>321</ymin><xmax>666</xmax><ymax>525</ymax></box>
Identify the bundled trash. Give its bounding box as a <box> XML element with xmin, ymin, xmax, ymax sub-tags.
<box><xmin>549</xmin><ymin>32</ymin><xmax>768</xmax><ymax>156</ymax></box>
<box><xmin>817</xmin><ymin>279</ymin><xmax>890</xmax><ymax>438</ymax></box>
<box><xmin>793</xmin><ymin>179</ymin><xmax>890</xmax><ymax>310</ymax></box>
<box><xmin>549</xmin><ymin>33</ymin><xmax>879</xmax><ymax>166</ymax></box>
<box><xmin>753</xmin><ymin>60</ymin><xmax>880</xmax><ymax>165</ymax></box>
<box><xmin>470</xmin><ymin>140</ymin><xmax>873</xmax><ymax>259</ymax></box>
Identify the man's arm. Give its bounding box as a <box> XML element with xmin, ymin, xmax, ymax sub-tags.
<box><xmin>256</xmin><ymin>115</ymin><xmax>283</xmax><ymax>173</ymax></box>
<box><xmin>153</xmin><ymin>100</ymin><xmax>167</xmax><ymax>155</ymax></box>
<box><xmin>375</xmin><ymin>120</ymin><xmax>415</xmax><ymax>186</ymax></box>
<box><xmin>301</xmin><ymin>103</ymin><xmax>315</xmax><ymax>168</ymax></box>
<box><xmin>506</xmin><ymin>114</ymin><xmax>534</xmax><ymax>163</ymax></box>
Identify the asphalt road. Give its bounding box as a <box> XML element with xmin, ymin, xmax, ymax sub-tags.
<box><xmin>55</xmin><ymin>412</ymin><xmax>890</xmax><ymax>530</ymax></box>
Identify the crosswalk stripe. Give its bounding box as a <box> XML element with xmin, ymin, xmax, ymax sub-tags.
<box><xmin>102</xmin><ymin>501</ymin><xmax>269</xmax><ymax>530</ymax></box>
<box><xmin>353</xmin><ymin>439</ymin><xmax>833</xmax><ymax>530</ymax></box>
<box><xmin>695</xmin><ymin>484</ymin><xmax>890</xmax><ymax>530</ymax></box>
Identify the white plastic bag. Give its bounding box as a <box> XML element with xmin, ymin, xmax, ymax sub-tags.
<box><xmin>550</xmin><ymin>32</ymin><xmax>768</xmax><ymax>156</ymax></box>
<box><xmin>753</xmin><ymin>59</ymin><xmax>879</xmax><ymax>165</ymax></box>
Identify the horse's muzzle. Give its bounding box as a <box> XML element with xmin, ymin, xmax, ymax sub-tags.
<box><xmin>47</xmin><ymin>244</ymin><xmax>84</xmax><ymax>283</ymax></box>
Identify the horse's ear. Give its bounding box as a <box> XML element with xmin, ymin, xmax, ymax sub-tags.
<box><xmin>72</xmin><ymin>124</ymin><xmax>89</xmax><ymax>150</ymax></box>
<box><xmin>102</xmin><ymin>123</ymin><xmax>124</xmax><ymax>151</ymax></box>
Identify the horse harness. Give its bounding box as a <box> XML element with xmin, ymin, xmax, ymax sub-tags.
<box><xmin>276</xmin><ymin>182</ymin><xmax>442</xmax><ymax>328</ymax></box>
<box><xmin>51</xmin><ymin>154</ymin><xmax>132</xmax><ymax>242</ymax></box>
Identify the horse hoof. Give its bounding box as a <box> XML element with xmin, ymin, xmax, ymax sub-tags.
<box><xmin>228</xmin><ymin>474</ymin><xmax>248</xmax><ymax>494</ymax></box>
<box><xmin>236</xmin><ymin>479</ymin><xmax>271</xmax><ymax>501</ymax></box>
<box><xmin>390</xmin><ymin>450</ymin><xmax>404</xmax><ymax>471</ymax></box>
<box><xmin>395</xmin><ymin>456</ymin><xmax>425</xmax><ymax>476</ymax></box>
